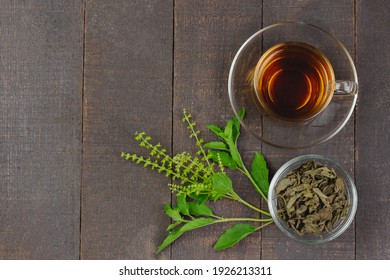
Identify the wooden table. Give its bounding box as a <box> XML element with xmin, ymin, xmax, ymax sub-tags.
<box><xmin>0</xmin><ymin>0</ymin><xmax>389</xmax><ymax>260</ymax></box>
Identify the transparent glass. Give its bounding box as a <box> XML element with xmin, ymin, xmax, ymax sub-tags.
<box><xmin>268</xmin><ymin>154</ymin><xmax>358</xmax><ymax>244</ymax></box>
<box><xmin>228</xmin><ymin>22</ymin><xmax>358</xmax><ymax>149</ymax></box>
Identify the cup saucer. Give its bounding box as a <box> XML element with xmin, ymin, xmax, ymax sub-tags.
<box><xmin>228</xmin><ymin>22</ymin><xmax>358</xmax><ymax>149</ymax></box>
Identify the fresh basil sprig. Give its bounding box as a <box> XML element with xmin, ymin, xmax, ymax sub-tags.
<box><xmin>122</xmin><ymin>109</ymin><xmax>273</xmax><ymax>253</ymax></box>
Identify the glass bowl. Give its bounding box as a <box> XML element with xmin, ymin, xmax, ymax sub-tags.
<box><xmin>228</xmin><ymin>22</ymin><xmax>358</xmax><ymax>149</ymax></box>
<box><xmin>267</xmin><ymin>154</ymin><xmax>358</xmax><ymax>244</ymax></box>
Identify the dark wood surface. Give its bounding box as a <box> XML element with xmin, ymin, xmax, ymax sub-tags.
<box><xmin>81</xmin><ymin>0</ymin><xmax>173</xmax><ymax>260</ymax></box>
<box><xmin>356</xmin><ymin>0</ymin><xmax>390</xmax><ymax>259</ymax></box>
<box><xmin>0</xmin><ymin>0</ymin><xmax>389</xmax><ymax>259</ymax></box>
<box><xmin>0</xmin><ymin>0</ymin><xmax>83</xmax><ymax>259</ymax></box>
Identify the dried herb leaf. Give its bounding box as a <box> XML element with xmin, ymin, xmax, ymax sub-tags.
<box><xmin>275</xmin><ymin>178</ymin><xmax>296</xmax><ymax>193</ymax></box>
<box><xmin>275</xmin><ymin>160</ymin><xmax>350</xmax><ymax>236</ymax></box>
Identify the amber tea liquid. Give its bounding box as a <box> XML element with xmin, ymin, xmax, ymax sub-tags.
<box><xmin>254</xmin><ymin>42</ymin><xmax>335</xmax><ymax>121</ymax></box>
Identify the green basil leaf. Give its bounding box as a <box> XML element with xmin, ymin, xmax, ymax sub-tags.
<box><xmin>220</xmin><ymin>110</ymin><xmax>244</xmax><ymax>168</ymax></box>
<box><xmin>206</xmin><ymin>124</ymin><xmax>226</xmax><ymax>141</ymax></box>
<box><xmin>166</xmin><ymin>221</ymin><xmax>181</xmax><ymax>231</ymax></box>
<box><xmin>250</xmin><ymin>152</ymin><xmax>270</xmax><ymax>196</ymax></box>
<box><xmin>213</xmin><ymin>223</ymin><xmax>257</xmax><ymax>250</ymax></box>
<box><xmin>156</xmin><ymin>229</ymin><xmax>182</xmax><ymax>254</ymax></box>
<box><xmin>188</xmin><ymin>202</ymin><xmax>214</xmax><ymax>217</ymax></box>
<box><xmin>223</xmin><ymin>108</ymin><xmax>245</xmax><ymax>144</ymax></box>
<box><xmin>207</xmin><ymin>111</ymin><xmax>244</xmax><ymax>168</ymax></box>
<box><xmin>208</xmin><ymin>150</ymin><xmax>237</xmax><ymax>170</ymax></box>
<box><xmin>227</xmin><ymin>139</ymin><xmax>243</xmax><ymax>168</ymax></box>
<box><xmin>237</xmin><ymin>108</ymin><xmax>245</xmax><ymax>119</ymax></box>
<box><xmin>163</xmin><ymin>203</ymin><xmax>182</xmax><ymax>221</ymax></box>
<box><xmin>180</xmin><ymin>218</ymin><xmax>216</xmax><ymax>232</ymax></box>
<box><xmin>231</xmin><ymin>108</ymin><xmax>245</xmax><ymax>143</ymax></box>
<box><xmin>212</xmin><ymin>173</ymin><xmax>233</xmax><ymax>195</ymax></box>
<box><xmin>188</xmin><ymin>193</ymin><xmax>211</xmax><ymax>204</ymax></box>
<box><xmin>224</xmin><ymin>119</ymin><xmax>233</xmax><ymax>140</ymax></box>
<box><xmin>157</xmin><ymin>218</ymin><xmax>216</xmax><ymax>253</ymax></box>
<box><xmin>177</xmin><ymin>194</ymin><xmax>190</xmax><ymax>216</ymax></box>
<box><xmin>203</xmin><ymin>141</ymin><xmax>228</xmax><ymax>151</ymax></box>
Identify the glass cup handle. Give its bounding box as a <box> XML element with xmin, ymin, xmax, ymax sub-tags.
<box><xmin>334</xmin><ymin>80</ymin><xmax>358</xmax><ymax>95</ymax></box>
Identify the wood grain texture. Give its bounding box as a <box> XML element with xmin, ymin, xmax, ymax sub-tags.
<box><xmin>1</xmin><ymin>0</ymin><xmax>388</xmax><ymax>261</ymax></box>
<box><xmin>260</xmin><ymin>0</ymin><xmax>356</xmax><ymax>259</ymax></box>
<box><xmin>81</xmin><ymin>0</ymin><xmax>173</xmax><ymax>259</ymax></box>
<box><xmin>172</xmin><ymin>0</ymin><xmax>264</xmax><ymax>259</ymax></box>
<box><xmin>356</xmin><ymin>0</ymin><xmax>390</xmax><ymax>259</ymax></box>
<box><xmin>0</xmin><ymin>0</ymin><xmax>83</xmax><ymax>259</ymax></box>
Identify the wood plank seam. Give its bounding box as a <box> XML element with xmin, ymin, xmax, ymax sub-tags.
<box><xmin>260</xmin><ymin>0</ymin><xmax>264</xmax><ymax>261</ymax></box>
<box><xmin>169</xmin><ymin>0</ymin><xmax>176</xmax><ymax>261</ymax></box>
<box><xmin>80</xmin><ymin>0</ymin><xmax>87</xmax><ymax>260</ymax></box>
<box><xmin>353</xmin><ymin>0</ymin><xmax>357</xmax><ymax>261</ymax></box>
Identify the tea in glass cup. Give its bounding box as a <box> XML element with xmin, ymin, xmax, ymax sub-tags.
<box><xmin>253</xmin><ymin>42</ymin><xmax>335</xmax><ymax>121</ymax></box>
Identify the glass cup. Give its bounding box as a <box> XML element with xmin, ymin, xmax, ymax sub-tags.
<box><xmin>228</xmin><ymin>22</ymin><xmax>358</xmax><ymax>149</ymax></box>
